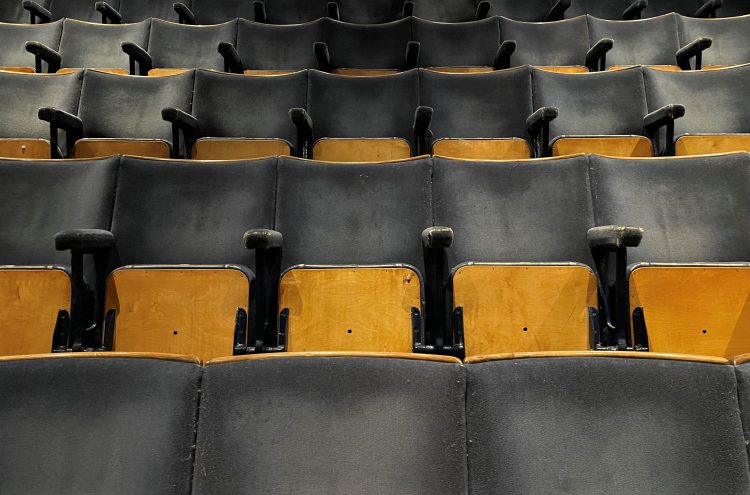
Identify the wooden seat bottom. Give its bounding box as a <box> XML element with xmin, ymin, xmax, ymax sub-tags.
<box><xmin>432</xmin><ymin>138</ymin><xmax>531</xmax><ymax>160</ymax></box>
<box><xmin>243</xmin><ymin>69</ymin><xmax>301</xmax><ymax>76</ymax></box>
<box><xmin>426</xmin><ymin>66</ymin><xmax>494</xmax><ymax>74</ymax></box>
<box><xmin>609</xmin><ymin>65</ymin><xmax>681</xmax><ymax>72</ymax></box>
<box><xmin>553</xmin><ymin>136</ymin><xmax>653</xmax><ymax>158</ymax></box>
<box><xmin>536</xmin><ymin>66</ymin><xmax>589</xmax><ymax>74</ymax></box>
<box><xmin>675</xmin><ymin>135</ymin><xmax>750</xmax><ymax>156</ymax></box>
<box><xmin>0</xmin><ymin>66</ymin><xmax>35</xmax><ymax>73</ymax></box>
<box><xmin>148</xmin><ymin>68</ymin><xmax>189</xmax><ymax>77</ymax></box>
<box><xmin>192</xmin><ymin>138</ymin><xmax>291</xmax><ymax>160</ymax></box>
<box><xmin>333</xmin><ymin>68</ymin><xmax>400</xmax><ymax>76</ymax></box>
<box><xmin>313</xmin><ymin>138</ymin><xmax>412</xmax><ymax>162</ymax></box>
<box><xmin>73</xmin><ymin>138</ymin><xmax>171</xmax><ymax>159</ymax></box>
<box><xmin>0</xmin><ymin>139</ymin><xmax>51</xmax><ymax>159</ymax></box>
<box><xmin>57</xmin><ymin>68</ymin><xmax>128</xmax><ymax>75</ymax></box>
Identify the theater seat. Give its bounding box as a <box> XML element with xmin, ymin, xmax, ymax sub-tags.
<box><xmin>466</xmin><ymin>352</ymin><xmax>750</xmax><ymax>494</ymax></box>
<box><xmin>413</xmin><ymin>17</ymin><xmax>503</xmax><ymax>73</ymax></box>
<box><xmin>411</xmin><ymin>0</ymin><xmax>492</xmax><ymax>21</ymax></box>
<box><xmin>38</xmin><ymin>69</ymin><xmax>193</xmax><ymax>159</ymax></box>
<box><xmin>0</xmin><ymin>158</ymin><xmax>117</xmax><ymax>356</ymax></box>
<box><xmin>567</xmin><ymin>0</ymin><xmax>649</xmax><ymax>19</ymax></box>
<box><xmin>0</xmin><ymin>0</ymin><xmax>47</xmax><ymax>22</ymax></box>
<box><xmin>589</xmin><ymin>154</ymin><xmax>750</xmax><ymax>357</ymax></box>
<box><xmin>193</xmin><ymin>353</ymin><xmax>466</xmax><ymax>494</ymax></box>
<box><xmin>678</xmin><ymin>15</ymin><xmax>750</xmax><ymax>70</ymax></box>
<box><xmin>0</xmin><ymin>20</ymin><xmax>61</xmax><ymax>72</ymax></box>
<box><xmin>715</xmin><ymin>0</ymin><xmax>750</xmax><ymax>16</ymax></box>
<box><xmin>643</xmin><ymin>0</ymin><xmax>723</xmax><ymax>18</ymax></box>
<box><xmin>249</xmin><ymin>0</ymin><xmax>330</xmax><ymax>24</ymax></box>
<box><xmin>101</xmin><ymin>0</ymin><xmax>183</xmax><ymax>23</ymax></box>
<box><xmin>433</xmin><ymin>156</ymin><xmax>600</xmax><ymax>356</ymax></box>
<box><xmin>493</xmin><ymin>0</ymin><xmax>569</xmax><ymax>22</ymax></box>
<box><xmin>26</xmin><ymin>0</ymin><xmax>105</xmax><ymax>23</ymax></box>
<box><xmin>0</xmin><ymin>353</ymin><xmax>201</xmax><ymax>494</ymax></box>
<box><xmin>419</xmin><ymin>67</ymin><xmax>533</xmax><ymax>159</ymax></box>
<box><xmin>174</xmin><ymin>0</ymin><xmax>253</xmax><ymax>24</ymax></box>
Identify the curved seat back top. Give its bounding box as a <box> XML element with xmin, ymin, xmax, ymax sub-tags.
<box><xmin>413</xmin><ymin>17</ymin><xmax>501</xmax><ymax>71</ymax></box>
<box><xmin>257</xmin><ymin>0</ymin><xmax>330</xmax><ymax>24</ymax></box>
<box><xmin>493</xmin><ymin>0</ymin><xmax>568</xmax><ymax>22</ymax></box>
<box><xmin>567</xmin><ymin>0</ymin><xmax>649</xmax><ymax>20</ymax></box>
<box><xmin>233</xmin><ymin>18</ymin><xmax>322</xmax><ymax>73</ymax></box>
<box><xmin>55</xmin><ymin>18</ymin><xmax>149</xmax><ymax>73</ymax></box>
<box><xmin>0</xmin><ymin>20</ymin><xmax>61</xmax><ymax>72</ymax></box>
<box><xmin>117</xmin><ymin>0</ymin><xmax>183</xmax><ymax>23</ymax></box>
<box><xmin>678</xmin><ymin>15</ymin><xmax>750</xmax><ymax>68</ymax></box>
<box><xmin>43</xmin><ymin>0</ymin><xmax>108</xmax><ymax>22</ymax></box>
<box><xmin>642</xmin><ymin>0</ymin><xmax>723</xmax><ymax>17</ymax></box>
<box><xmin>411</xmin><ymin>0</ymin><xmax>490</xmax><ymax>22</ymax></box>
<box><xmin>146</xmin><ymin>19</ymin><xmax>236</xmax><ymax>74</ymax></box>
<box><xmin>0</xmin><ymin>0</ymin><xmax>46</xmax><ymax>22</ymax></box>
<box><xmin>499</xmin><ymin>16</ymin><xmax>591</xmax><ymax>69</ymax></box>
<box><xmin>182</xmin><ymin>0</ymin><xmax>254</xmax><ymax>25</ymax></box>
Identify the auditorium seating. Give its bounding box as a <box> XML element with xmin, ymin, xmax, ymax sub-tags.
<box><xmin>411</xmin><ymin>0</ymin><xmax>491</xmax><ymax>21</ymax></box>
<box><xmin>413</xmin><ymin>17</ymin><xmax>502</xmax><ymax>72</ymax></box>
<box><xmin>589</xmin><ymin>153</ymin><xmax>750</xmax><ymax>358</ymax></box>
<box><xmin>678</xmin><ymin>14</ymin><xmax>750</xmax><ymax>68</ymax></box>
<box><xmin>566</xmin><ymin>0</ymin><xmax>648</xmax><ymax>19</ymax></box>
<box><xmin>492</xmin><ymin>0</ymin><xmax>569</xmax><ymax>21</ymax></box>
<box><xmin>38</xmin><ymin>69</ymin><xmax>193</xmax><ymax>158</ymax></box>
<box><xmin>99</xmin><ymin>0</ymin><xmax>182</xmax><ymax>23</ymax></box>
<box><xmin>0</xmin><ymin>158</ymin><xmax>117</xmax><ymax>356</ymax></box>
<box><xmin>25</xmin><ymin>0</ymin><xmax>100</xmax><ymax>23</ymax></box>
<box><xmin>716</xmin><ymin>0</ymin><xmax>750</xmax><ymax>16</ymax></box>
<box><xmin>642</xmin><ymin>0</ymin><xmax>723</xmax><ymax>17</ymax></box>
<box><xmin>0</xmin><ymin>19</ymin><xmax>61</xmax><ymax>72</ymax></box>
<box><xmin>27</xmin><ymin>18</ymin><xmax>149</xmax><ymax>74</ymax></box>
<box><xmin>174</xmin><ymin>0</ymin><xmax>253</xmax><ymax>25</ymax></box>
<box><xmin>253</xmin><ymin>0</ymin><xmax>331</xmax><ymax>24</ymax></box>
<box><xmin>0</xmin><ymin>0</ymin><xmax>41</xmax><ymax>22</ymax></box>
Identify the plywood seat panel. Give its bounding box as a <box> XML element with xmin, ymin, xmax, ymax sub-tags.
<box><xmin>192</xmin><ymin>138</ymin><xmax>291</xmax><ymax>160</ymax></box>
<box><xmin>675</xmin><ymin>134</ymin><xmax>750</xmax><ymax>156</ymax></box>
<box><xmin>0</xmin><ymin>139</ymin><xmax>51</xmax><ymax>159</ymax></box>
<box><xmin>312</xmin><ymin>138</ymin><xmax>411</xmax><ymax>162</ymax></box>
<box><xmin>552</xmin><ymin>136</ymin><xmax>653</xmax><ymax>157</ymax></box>
<box><xmin>432</xmin><ymin>138</ymin><xmax>531</xmax><ymax>160</ymax></box>
<box><xmin>73</xmin><ymin>138</ymin><xmax>171</xmax><ymax>159</ymax></box>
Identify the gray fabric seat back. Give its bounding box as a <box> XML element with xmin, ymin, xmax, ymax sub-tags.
<box><xmin>413</xmin><ymin>17</ymin><xmax>501</xmax><ymax>68</ymax></box>
<box><xmin>118</xmin><ymin>0</ymin><xmax>184</xmax><ymax>22</ymax></box>
<box><xmin>59</xmin><ymin>18</ymin><xmax>150</xmax><ymax>71</ymax></box>
<box><xmin>236</xmin><ymin>18</ymin><xmax>322</xmax><ymax>71</ymax></box>
<box><xmin>644</xmin><ymin>0</ymin><xmax>721</xmax><ymax>16</ymax></box>
<box><xmin>411</xmin><ymin>0</ymin><xmax>484</xmax><ymax>21</ymax></box>
<box><xmin>260</xmin><ymin>0</ymin><xmax>330</xmax><ymax>24</ymax></box>
<box><xmin>0</xmin><ymin>20</ymin><xmax>62</xmax><ymax>69</ymax></box>
<box><xmin>0</xmin><ymin>0</ymin><xmax>48</xmax><ymax>22</ymax></box>
<box><xmin>588</xmin><ymin>14</ymin><xmax>681</xmax><ymax>67</ymax></box>
<box><xmin>500</xmin><ymin>16</ymin><xmax>590</xmax><ymax>67</ymax></box>
<box><xmin>148</xmin><ymin>19</ymin><xmax>236</xmax><ymax>71</ymax></box>
<box><xmin>493</xmin><ymin>0</ymin><xmax>561</xmax><ymax>21</ymax></box>
<box><xmin>323</xmin><ymin>18</ymin><xmax>412</xmax><ymax>70</ymax></box>
<box><xmin>48</xmin><ymin>0</ymin><xmax>112</xmax><ymax>21</ymax></box>
<box><xmin>188</xmin><ymin>0</ymin><xmax>254</xmax><ymax>24</ymax></box>
<box><xmin>678</xmin><ymin>15</ymin><xmax>750</xmax><ymax>67</ymax></box>
<box><xmin>567</xmin><ymin>0</ymin><xmax>643</xmax><ymax>19</ymax></box>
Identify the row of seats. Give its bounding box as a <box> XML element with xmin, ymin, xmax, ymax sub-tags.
<box><xmin>6</xmin><ymin>0</ymin><xmax>750</xmax><ymax>24</ymax></box>
<box><xmin>2</xmin><ymin>352</ymin><xmax>750</xmax><ymax>494</ymax></box>
<box><xmin>5</xmin><ymin>66</ymin><xmax>750</xmax><ymax>162</ymax></box>
<box><xmin>2</xmin><ymin>153</ymin><xmax>747</xmax><ymax>361</ymax></box>
<box><xmin>5</xmin><ymin>15</ymin><xmax>749</xmax><ymax>76</ymax></box>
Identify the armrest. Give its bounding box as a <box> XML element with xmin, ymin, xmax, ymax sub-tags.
<box><xmin>39</xmin><ymin>107</ymin><xmax>83</xmax><ymax>158</ymax></box>
<box><xmin>547</xmin><ymin>0</ymin><xmax>570</xmax><ymax>21</ymax></box>
<box><xmin>422</xmin><ymin>226</ymin><xmax>454</xmax><ymax>249</ymax></box>
<box><xmin>622</xmin><ymin>0</ymin><xmax>647</xmax><ymax>20</ymax></box>
<box><xmin>314</xmin><ymin>41</ymin><xmax>332</xmax><ymax>72</ymax></box>
<box><xmin>327</xmin><ymin>1</ymin><xmax>340</xmax><ymax>20</ymax></box>
<box><xmin>25</xmin><ymin>41</ymin><xmax>61</xmax><ymax>73</ymax></box>
<box><xmin>289</xmin><ymin>107</ymin><xmax>313</xmax><ymax>158</ymax></box>
<box><xmin>253</xmin><ymin>0</ymin><xmax>267</xmax><ymax>22</ymax></box>
<box><xmin>587</xmin><ymin>226</ymin><xmax>643</xmax><ymax>250</ymax></box>
<box><xmin>218</xmin><ymin>41</ymin><xmax>243</xmax><ymax>73</ymax></box>
<box><xmin>402</xmin><ymin>0</ymin><xmax>414</xmax><ymax>17</ymax></box>
<box><xmin>475</xmin><ymin>0</ymin><xmax>490</xmax><ymax>19</ymax></box>
<box><xmin>23</xmin><ymin>0</ymin><xmax>52</xmax><ymax>24</ymax></box>
<box><xmin>492</xmin><ymin>39</ymin><xmax>516</xmax><ymax>70</ymax></box>
<box><xmin>162</xmin><ymin>107</ymin><xmax>199</xmax><ymax>159</ymax></box>
<box><xmin>420</xmin><ymin>226</ymin><xmax>458</xmax><ymax>355</ymax></box>
<box><xmin>695</xmin><ymin>0</ymin><xmax>722</xmax><ymax>17</ymax></box>
<box><xmin>526</xmin><ymin>106</ymin><xmax>558</xmax><ymax>158</ymax></box>
<box><xmin>95</xmin><ymin>1</ymin><xmax>122</xmax><ymax>23</ymax></box>
<box><xmin>585</xmin><ymin>38</ymin><xmax>613</xmax><ymax>72</ymax></box>
<box><xmin>244</xmin><ymin>229</ymin><xmax>283</xmax><ymax>352</ymax></box>
<box><xmin>405</xmin><ymin>41</ymin><xmax>420</xmax><ymax>70</ymax></box>
<box><xmin>413</xmin><ymin>105</ymin><xmax>433</xmax><ymax>156</ymax></box>
<box><xmin>643</xmin><ymin>104</ymin><xmax>685</xmax><ymax>155</ymax></box>
<box><xmin>174</xmin><ymin>2</ymin><xmax>196</xmax><ymax>24</ymax></box>
<box><xmin>676</xmin><ymin>37</ymin><xmax>712</xmax><ymax>70</ymax></box>
<box><xmin>122</xmin><ymin>41</ymin><xmax>152</xmax><ymax>75</ymax></box>
<box><xmin>55</xmin><ymin>229</ymin><xmax>115</xmax><ymax>253</ymax></box>
<box><xmin>244</xmin><ymin>229</ymin><xmax>283</xmax><ymax>250</ymax></box>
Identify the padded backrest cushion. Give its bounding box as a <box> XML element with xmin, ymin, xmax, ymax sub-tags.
<box><xmin>413</xmin><ymin>17</ymin><xmax>502</xmax><ymax>68</ymax></box>
<box><xmin>678</xmin><ymin>15</ymin><xmax>750</xmax><ymax>67</ymax></box>
<box><xmin>190</xmin><ymin>0</ymin><xmax>254</xmax><ymax>24</ymax></box>
<box><xmin>588</xmin><ymin>14</ymin><xmax>681</xmax><ymax>67</ymax></box>
<box><xmin>111</xmin><ymin>156</ymin><xmax>276</xmax><ymax>266</ymax></box>
<box><xmin>533</xmin><ymin>66</ymin><xmax>648</xmax><ymax>138</ymax></box>
<box><xmin>0</xmin><ymin>20</ymin><xmax>62</xmax><ymax>69</ymax></box>
<box><xmin>193</xmin><ymin>356</ymin><xmax>467</xmax><ymax>494</ymax></box>
<box><xmin>567</xmin><ymin>0</ymin><xmax>639</xmax><ymax>19</ymax></box>
<box><xmin>0</xmin><ymin>0</ymin><xmax>49</xmax><ymax>22</ymax></box>
<box><xmin>275</xmin><ymin>156</ymin><xmax>432</xmax><ymax>271</ymax></box>
<box><xmin>644</xmin><ymin>0</ymin><xmax>720</xmax><ymax>16</ymax></box>
<box><xmin>493</xmin><ymin>0</ymin><xmax>561</xmax><ymax>21</ymax></box>
<box><xmin>0</xmin><ymin>157</ymin><xmax>117</xmax><ymax>265</ymax></box>
<box><xmin>589</xmin><ymin>153</ymin><xmax>750</xmax><ymax>263</ymax></box>
<box><xmin>337</xmin><ymin>0</ymin><xmax>405</xmax><ymax>23</ymax></box>
<box><xmin>433</xmin><ymin>155</ymin><xmax>595</xmax><ymax>267</ymax></box>
<box><xmin>59</xmin><ymin>19</ymin><xmax>150</xmax><ymax>71</ymax></box>
<box><xmin>500</xmin><ymin>16</ymin><xmax>590</xmax><ymax>67</ymax></box>
<box><xmin>148</xmin><ymin>19</ymin><xmax>236</xmax><ymax>71</ymax></box>
<box><xmin>49</xmin><ymin>0</ymin><xmax>113</xmax><ymax>21</ymax></box>
<box><xmin>0</xmin><ymin>355</ymin><xmax>201</xmax><ymax>495</ymax></box>
<box><xmin>237</xmin><ymin>19</ymin><xmax>322</xmax><ymax>71</ymax></box>
<box><xmin>323</xmin><ymin>18</ymin><xmax>412</xmax><ymax>70</ymax></box>
<box><xmin>420</xmin><ymin>66</ymin><xmax>532</xmax><ymax>141</ymax></box>
<box><xmin>466</xmin><ymin>356</ymin><xmax>750</xmax><ymax>494</ymax></box>
<box><xmin>411</xmin><ymin>0</ymin><xmax>480</xmax><ymax>21</ymax></box>
<box><xmin>261</xmin><ymin>0</ymin><xmax>330</xmax><ymax>23</ymax></box>
<box><xmin>79</xmin><ymin>69</ymin><xmax>194</xmax><ymax>141</ymax></box>
<box><xmin>119</xmin><ymin>0</ymin><xmax>184</xmax><ymax>23</ymax></box>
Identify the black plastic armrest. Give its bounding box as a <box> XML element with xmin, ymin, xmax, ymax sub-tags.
<box><xmin>526</xmin><ymin>106</ymin><xmax>558</xmax><ymax>158</ymax></box>
<box><xmin>122</xmin><ymin>41</ymin><xmax>153</xmax><ymax>75</ymax></box>
<box><xmin>25</xmin><ymin>41</ymin><xmax>61</xmax><ymax>73</ymax></box>
<box><xmin>244</xmin><ymin>229</ymin><xmax>283</xmax><ymax>250</ymax></box>
<box><xmin>243</xmin><ymin>229</ymin><xmax>283</xmax><ymax>352</ymax></box>
<box><xmin>405</xmin><ymin>41</ymin><xmax>420</xmax><ymax>70</ymax></box>
<box><xmin>253</xmin><ymin>0</ymin><xmax>267</xmax><ymax>22</ymax></box>
<box><xmin>289</xmin><ymin>107</ymin><xmax>313</xmax><ymax>158</ymax></box>
<box><xmin>676</xmin><ymin>37</ymin><xmax>712</xmax><ymax>70</ymax></box>
<box><xmin>218</xmin><ymin>42</ymin><xmax>243</xmax><ymax>73</ymax></box>
<box><xmin>421</xmin><ymin>226</ymin><xmax>457</xmax><ymax>354</ymax></box>
<box><xmin>327</xmin><ymin>1</ymin><xmax>340</xmax><ymax>20</ymax></box>
<box><xmin>585</xmin><ymin>38</ymin><xmax>613</xmax><ymax>72</ymax></box>
<box><xmin>413</xmin><ymin>106</ymin><xmax>433</xmax><ymax>156</ymax></box>
<box><xmin>402</xmin><ymin>0</ymin><xmax>414</xmax><ymax>17</ymax></box>
<box><xmin>39</xmin><ymin>107</ymin><xmax>83</xmax><ymax>158</ymax></box>
<box><xmin>643</xmin><ymin>104</ymin><xmax>685</xmax><ymax>155</ymax></box>
<box><xmin>422</xmin><ymin>226</ymin><xmax>454</xmax><ymax>249</ymax></box>
<box><xmin>587</xmin><ymin>226</ymin><xmax>643</xmax><ymax>251</ymax></box>
<box><xmin>547</xmin><ymin>0</ymin><xmax>570</xmax><ymax>21</ymax></box>
<box><xmin>23</xmin><ymin>0</ymin><xmax>52</xmax><ymax>24</ymax></box>
<box><xmin>314</xmin><ymin>41</ymin><xmax>332</xmax><ymax>72</ymax></box>
<box><xmin>475</xmin><ymin>0</ymin><xmax>490</xmax><ymax>19</ymax></box>
<box><xmin>493</xmin><ymin>40</ymin><xmax>516</xmax><ymax>70</ymax></box>
<box><xmin>55</xmin><ymin>229</ymin><xmax>115</xmax><ymax>253</ymax></box>
<box><xmin>696</xmin><ymin>0</ymin><xmax>722</xmax><ymax>18</ymax></box>
<box><xmin>174</xmin><ymin>2</ymin><xmax>196</xmax><ymax>24</ymax></box>
<box><xmin>162</xmin><ymin>107</ymin><xmax>199</xmax><ymax>158</ymax></box>
<box><xmin>95</xmin><ymin>1</ymin><xmax>122</xmax><ymax>23</ymax></box>
<box><xmin>622</xmin><ymin>0</ymin><xmax>647</xmax><ymax>19</ymax></box>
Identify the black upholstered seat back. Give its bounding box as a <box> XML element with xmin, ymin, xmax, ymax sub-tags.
<box><xmin>275</xmin><ymin>156</ymin><xmax>432</xmax><ymax>271</ymax></box>
<box><xmin>48</xmin><ymin>0</ymin><xmax>114</xmax><ymax>22</ymax></box>
<box><xmin>0</xmin><ymin>157</ymin><xmax>117</xmax><ymax>266</ymax></box>
<box><xmin>532</xmin><ymin>66</ymin><xmax>648</xmax><ymax>139</ymax></box>
<box><xmin>323</xmin><ymin>18</ymin><xmax>412</xmax><ymax>70</ymax></box>
<box><xmin>589</xmin><ymin>153</ymin><xmax>750</xmax><ymax>263</ymax></box>
<box><xmin>337</xmin><ymin>0</ymin><xmax>405</xmax><ymax>23</ymax></box>
<box><xmin>493</xmin><ymin>0</ymin><xmax>563</xmax><ymax>21</ymax></box>
<box><xmin>118</xmin><ymin>0</ymin><xmax>184</xmax><ymax>22</ymax></box>
<box><xmin>237</xmin><ymin>19</ymin><xmax>322</xmax><ymax>71</ymax></box>
<box><xmin>567</xmin><ymin>0</ymin><xmax>643</xmax><ymax>19</ymax></box>
<box><xmin>500</xmin><ymin>16</ymin><xmax>590</xmax><ymax>67</ymax></box>
<box><xmin>0</xmin><ymin>0</ymin><xmax>47</xmax><ymax>22</ymax></box>
<box><xmin>644</xmin><ymin>65</ymin><xmax>750</xmax><ymax>143</ymax></box>
<box><xmin>413</xmin><ymin>17</ymin><xmax>501</xmax><ymax>68</ymax></box>
<box><xmin>59</xmin><ymin>19</ymin><xmax>150</xmax><ymax>71</ymax></box>
<box><xmin>78</xmin><ymin>69</ymin><xmax>194</xmax><ymax>141</ymax></box>
<box><xmin>307</xmin><ymin>69</ymin><xmax>420</xmax><ymax>147</ymax></box>
<box><xmin>716</xmin><ymin>0</ymin><xmax>750</xmax><ymax>16</ymax></box>
<box><xmin>110</xmin><ymin>156</ymin><xmax>276</xmax><ymax>267</ymax></box>
<box><xmin>148</xmin><ymin>19</ymin><xmax>236</xmax><ymax>71</ymax></box>
<box><xmin>0</xmin><ymin>21</ymin><xmax>62</xmax><ymax>70</ymax></box>
<box><xmin>466</xmin><ymin>356</ymin><xmax>750</xmax><ymax>494</ymax></box>
<box><xmin>192</xmin><ymin>69</ymin><xmax>306</xmax><ymax>145</ymax></box>
<box><xmin>261</xmin><ymin>0</ymin><xmax>329</xmax><ymax>24</ymax></box>
<box><xmin>411</xmin><ymin>0</ymin><xmax>485</xmax><ymax>21</ymax></box>
<box><xmin>419</xmin><ymin>67</ymin><xmax>532</xmax><ymax>142</ymax></box>
<box><xmin>433</xmin><ymin>156</ymin><xmax>595</xmax><ymax>268</ymax></box>
<box><xmin>678</xmin><ymin>15</ymin><xmax>750</xmax><ymax>67</ymax></box>
<box><xmin>188</xmin><ymin>0</ymin><xmax>254</xmax><ymax>24</ymax></box>
<box><xmin>644</xmin><ymin>0</ymin><xmax>721</xmax><ymax>16</ymax></box>
<box><xmin>0</xmin><ymin>70</ymin><xmax>82</xmax><ymax>141</ymax></box>
<box><xmin>588</xmin><ymin>14</ymin><xmax>681</xmax><ymax>67</ymax></box>
<box><xmin>0</xmin><ymin>355</ymin><xmax>201</xmax><ymax>495</ymax></box>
